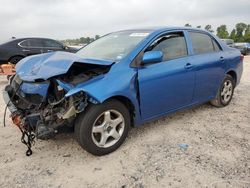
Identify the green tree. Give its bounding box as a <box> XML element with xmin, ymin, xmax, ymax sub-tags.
<box><xmin>205</xmin><ymin>25</ymin><xmax>214</xmax><ymax>33</ymax></box>
<box><xmin>61</xmin><ymin>36</ymin><xmax>98</xmax><ymax>45</ymax></box>
<box><xmin>196</xmin><ymin>25</ymin><xmax>201</xmax><ymax>29</ymax></box>
<box><xmin>79</xmin><ymin>37</ymin><xmax>85</xmax><ymax>44</ymax></box>
<box><xmin>244</xmin><ymin>24</ymin><xmax>250</xmax><ymax>42</ymax></box>
<box><xmin>216</xmin><ymin>25</ymin><xmax>229</xmax><ymax>38</ymax></box>
<box><xmin>230</xmin><ymin>29</ymin><xmax>236</xmax><ymax>41</ymax></box>
<box><xmin>235</xmin><ymin>22</ymin><xmax>247</xmax><ymax>42</ymax></box>
<box><xmin>184</xmin><ymin>23</ymin><xmax>192</xmax><ymax>27</ymax></box>
<box><xmin>95</xmin><ymin>35</ymin><xmax>100</xmax><ymax>40</ymax></box>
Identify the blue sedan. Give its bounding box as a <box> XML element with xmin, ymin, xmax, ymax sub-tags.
<box><xmin>4</xmin><ymin>27</ymin><xmax>243</xmax><ymax>156</ymax></box>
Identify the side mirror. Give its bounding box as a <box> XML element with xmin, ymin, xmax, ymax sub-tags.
<box><xmin>142</xmin><ymin>51</ymin><xmax>163</xmax><ymax>65</ymax></box>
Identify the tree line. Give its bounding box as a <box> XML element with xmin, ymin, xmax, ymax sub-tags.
<box><xmin>61</xmin><ymin>35</ymin><xmax>100</xmax><ymax>46</ymax></box>
<box><xmin>185</xmin><ymin>23</ymin><xmax>250</xmax><ymax>42</ymax></box>
<box><xmin>61</xmin><ymin>23</ymin><xmax>250</xmax><ymax>45</ymax></box>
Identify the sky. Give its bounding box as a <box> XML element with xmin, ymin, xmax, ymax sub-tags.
<box><xmin>0</xmin><ymin>0</ymin><xmax>249</xmax><ymax>42</ymax></box>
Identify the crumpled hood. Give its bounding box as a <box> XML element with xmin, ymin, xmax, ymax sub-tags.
<box><xmin>16</xmin><ymin>51</ymin><xmax>114</xmax><ymax>81</ymax></box>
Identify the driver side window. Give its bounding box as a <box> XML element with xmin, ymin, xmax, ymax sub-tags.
<box><xmin>146</xmin><ymin>32</ymin><xmax>188</xmax><ymax>61</ymax></box>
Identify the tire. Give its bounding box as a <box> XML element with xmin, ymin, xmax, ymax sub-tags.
<box><xmin>9</xmin><ymin>56</ymin><xmax>23</xmax><ymax>64</ymax></box>
<box><xmin>74</xmin><ymin>99</ymin><xmax>130</xmax><ymax>156</ymax></box>
<box><xmin>210</xmin><ymin>74</ymin><xmax>235</xmax><ymax>107</ymax></box>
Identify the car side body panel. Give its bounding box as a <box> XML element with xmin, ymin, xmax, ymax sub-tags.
<box><xmin>10</xmin><ymin>27</ymin><xmax>243</xmax><ymax>127</ymax></box>
<box><xmin>63</xmin><ymin>28</ymin><xmax>243</xmax><ymax>126</ymax></box>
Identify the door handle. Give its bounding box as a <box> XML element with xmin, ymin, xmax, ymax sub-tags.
<box><xmin>22</xmin><ymin>49</ymin><xmax>30</xmax><ymax>52</ymax></box>
<box><xmin>184</xmin><ymin>63</ymin><xmax>194</xmax><ymax>69</ymax></box>
<box><xmin>220</xmin><ymin>56</ymin><xmax>225</xmax><ymax>62</ymax></box>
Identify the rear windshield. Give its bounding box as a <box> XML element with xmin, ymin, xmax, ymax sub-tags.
<box><xmin>0</xmin><ymin>38</ymin><xmax>14</xmax><ymax>45</ymax></box>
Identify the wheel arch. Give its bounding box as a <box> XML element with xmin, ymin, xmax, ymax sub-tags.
<box><xmin>8</xmin><ymin>55</ymin><xmax>25</xmax><ymax>63</ymax></box>
<box><xmin>226</xmin><ymin>70</ymin><xmax>237</xmax><ymax>84</ymax></box>
<box><xmin>104</xmin><ymin>95</ymin><xmax>138</xmax><ymax>127</ymax></box>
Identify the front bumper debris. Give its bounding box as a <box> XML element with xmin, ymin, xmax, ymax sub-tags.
<box><xmin>3</xmin><ymin>88</ymin><xmax>18</xmax><ymax>114</ymax></box>
<box><xmin>3</xmin><ymin>85</ymin><xmax>36</xmax><ymax>156</ymax></box>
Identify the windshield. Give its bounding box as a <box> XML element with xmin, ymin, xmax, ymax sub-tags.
<box><xmin>76</xmin><ymin>31</ymin><xmax>150</xmax><ymax>61</ymax></box>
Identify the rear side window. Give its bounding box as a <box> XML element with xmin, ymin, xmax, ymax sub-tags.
<box><xmin>19</xmin><ymin>40</ymin><xmax>29</xmax><ymax>47</ymax></box>
<box><xmin>189</xmin><ymin>32</ymin><xmax>220</xmax><ymax>54</ymax></box>
<box><xmin>19</xmin><ymin>39</ymin><xmax>43</xmax><ymax>48</ymax></box>
<box><xmin>147</xmin><ymin>32</ymin><xmax>188</xmax><ymax>61</ymax></box>
<box><xmin>29</xmin><ymin>39</ymin><xmax>43</xmax><ymax>47</ymax></box>
<box><xmin>43</xmin><ymin>40</ymin><xmax>62</xmax><ymax>48</ymax></box>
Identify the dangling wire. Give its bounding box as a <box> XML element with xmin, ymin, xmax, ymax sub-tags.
<box><xmin>18</xmin><ymin>126</ymin><xmax>35</xmax><ymax>156</ymax></box>
<box><xmin>3</xmin><ymin>101</ymin><xmax>10</xmax><ymax>127</ymax></box>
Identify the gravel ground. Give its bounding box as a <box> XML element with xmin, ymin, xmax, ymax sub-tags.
<box><xmin>0</xmin><ymin>56</ymin><xmax>249</xmax><ymax>188</ymax></box>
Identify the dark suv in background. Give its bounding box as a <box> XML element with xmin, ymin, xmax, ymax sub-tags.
<box><xmin>0</xmin><ymin>38</ymin><xmax>78</xmax><ymax>64</ymax></box>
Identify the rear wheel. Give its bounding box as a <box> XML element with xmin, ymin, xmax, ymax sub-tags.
<box><xmin>74</xmin><ymin>99</ymin><xmax>130</xmax><ymax>156</ymax></box>
<box><xmin>210</xmin><ymin>75</ymin><xmax>235</xmax><ymax>107</ymax></box>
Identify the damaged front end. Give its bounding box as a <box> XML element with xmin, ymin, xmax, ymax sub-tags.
<box><xmin>3</xmin><ymin>54</ymin><xmax>113</xmax><ymax>155</ymax></box>
<box><xmin>5</xmin><ymin>76</ymin><xmax>87</xmax><ymax>139</ymax></box>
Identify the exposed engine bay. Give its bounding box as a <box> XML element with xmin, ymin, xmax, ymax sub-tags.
<box><xmin>4</xmin><ymin>62</ymin><xmax>112</xmax><ymax>155</ymax></box>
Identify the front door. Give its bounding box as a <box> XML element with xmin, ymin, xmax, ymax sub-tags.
<box><xmin>138</xmin><ymin>32</ymin><xmax>195</xmax><ymax>121</ymax></box>
<box><xmin>20</xmin><ymin>39</ymin><xmax>44</xmax><ymax>55</ymax></box>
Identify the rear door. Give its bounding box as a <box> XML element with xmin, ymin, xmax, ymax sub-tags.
<box><xmin>187</xmin><ymin>31</ymin><xmax>225</xmax><ymax>102</ymax></box>
<box><xmin>137</xmin><ymin>31</ymin><xmax>195</xmax><ymax>121</ymax></box>
<box><xmin>19</xmin><ymin>39</ymin><xmax>44</xmax><ymax>55</ymax></box>
<box><xmin>42</xmin><ymin>39</ymin><xmax>64</xmax><ymax>53</ymax></box>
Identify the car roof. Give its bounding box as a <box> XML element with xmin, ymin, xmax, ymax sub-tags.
<box><xmin>14</xmin><ymin>37</ymin><xmax>58</xmax><ymax>42</ymax></box>
<box><xmin>235</xmin><ymin>42</ymin><xmax>248</xmax><ymax>46</ymax></box>
<box><xmin>0</xmin><ymin>37</ymin><xmax>61</xmax><ymax>45</ymax></box>
<box><xmin>235</xmin><ymin>42</ymin><xmax>247</xmax><ymax>44</ymax></box>
<box><xmin>2</xmin><ymin>37</ymin><xmax>58</xmax><ymax>43</ymax></box>
<box><xmin>115</xmin><ymin>26</ymin><xmax>206</xmax><ymax>34</ymax></box>
<box><xmin>221</xmin><ymin>39</ymin><xmax>234</xmax><ymax>41</ymax></box>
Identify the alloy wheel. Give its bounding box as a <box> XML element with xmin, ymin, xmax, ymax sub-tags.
<box><xmin>91</xmin><ymin>110</ymin><xmax>125</xmax><ymax>148</ymax></box>
<box><xmin>221</xmin><ymin>80</ymin><xmax>233</xmax><ymax>103</ymax></box>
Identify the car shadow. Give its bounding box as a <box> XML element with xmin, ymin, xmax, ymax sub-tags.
<box><xmin>49</xmin><ymin>102</ymin><xmax>213</xmax><ymax>144</ymax></box>
<box><xmin>129</xmin><ymin>102</ymin><xmax>213</xmax><ymax>138</ymax></box>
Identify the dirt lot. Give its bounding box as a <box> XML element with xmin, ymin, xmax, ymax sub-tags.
<box><xmin>0</xmin><ymin>57</ymin><xmax>249</xmax><ymax>188</ymax></box>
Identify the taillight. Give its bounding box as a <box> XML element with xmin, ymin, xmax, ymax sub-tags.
<box><xmin>240</xmin><ymin>54</ymin><xmax>244</xmax><ymax>61</ymax></box>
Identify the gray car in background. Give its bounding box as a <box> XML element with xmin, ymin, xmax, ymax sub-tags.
<box><xmin>221</xmin><ymin>39</ymin><xmax>235</xmax><ymax>48</ymax></box>
<box><xmin>234</xmin><ymin>43</ymin><xmax>250</xmax><ymax>55</ymax></box>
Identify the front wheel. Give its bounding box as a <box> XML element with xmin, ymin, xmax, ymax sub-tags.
<box><xmin>74</xmin><ymin>99</ymin><xmax>130</xmax><ymax>156</ymax></box>
<box><xmin>210</xmin><ymin>75</ymin><xmax>235</xmax><ymax>107</ymax></box>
